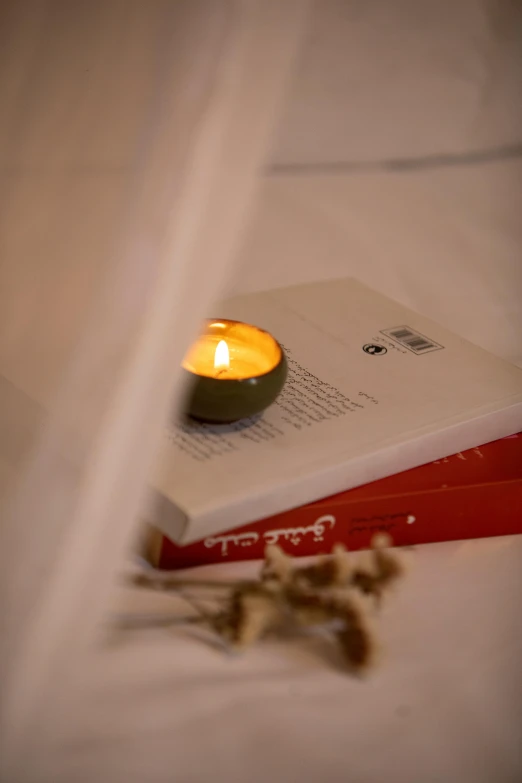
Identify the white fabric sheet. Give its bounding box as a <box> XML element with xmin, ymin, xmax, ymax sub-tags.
<box><xmin>6</xmin><ymin>1</ymin><xmax>522</xmax><ymax>779</ymax></box>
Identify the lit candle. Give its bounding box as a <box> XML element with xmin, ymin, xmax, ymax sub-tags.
<box><xmin>182</xmin><ymin>319</ymin><xmax>287</xmax><ymax>423</ymax></box>
<box><xmin>214</xmin><ymin>339</ymin><xmax>230</xmax><ymax>376</ymax></box>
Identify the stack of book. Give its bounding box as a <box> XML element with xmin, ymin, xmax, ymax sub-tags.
<box><xmin>143</xmin><ymin>279</ymin><xmax>522</xmax><ymax>569</ymax></box>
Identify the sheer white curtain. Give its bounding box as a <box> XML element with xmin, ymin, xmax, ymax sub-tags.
<box><xmin>0</xmin><ymin>1</ymin><xmax>309</xmax><ymax>777</ymax></box>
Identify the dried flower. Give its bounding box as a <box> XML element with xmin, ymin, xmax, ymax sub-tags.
<box><xmin>125</xmin><ymin>536</ymin><xmax>406</xmax><ymax>675</ymax></box>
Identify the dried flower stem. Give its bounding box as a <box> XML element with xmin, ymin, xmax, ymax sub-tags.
<box><xmin>129</xmin><ymin>572</ymin><xmax>257</xmax><ymax>592</ymax></box>
<box><xmin>111</xmin><ymin>613</ymin><xmax>207</xmax><ymax>630</ymax></box>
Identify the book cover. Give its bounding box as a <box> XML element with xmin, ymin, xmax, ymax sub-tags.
<box><xmin>147</xmin><ymin>433</ymin><xmax>522</xmax><ymax>569</ymax></box>
<box><xmin>147</xmin><ymin>278</ymin><xmax>522</xmax><ymax>544</ymax></box>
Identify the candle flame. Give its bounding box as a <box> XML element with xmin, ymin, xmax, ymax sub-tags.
<box><xmin>214</xmin><ymin>339</ymin><xmax>230</xmax><ymax>370</ymax></box>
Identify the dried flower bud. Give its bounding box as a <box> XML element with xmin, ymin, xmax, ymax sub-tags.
<box><xmin>336</xmin><ymin>622</ymin><xmax>376</xmax><ymax>674</ymax></box>
<box><xmin>336</xmin><ymin>590</ymin><xmax>377</xmax><ymax>672</ymax></box>
<box><xmin>215</xmin><ymin>585</ymin><xmax>282</xmax><ymax>650</ymax></box>
<box><xmin>262</xmin><ymin>544</ymin><xmax>293</xmax><ymax>586</ymax></box>
<box><xmin>371</xmin><ymin>533</ymin><xmax>404</xmax><ymax>590</ymax></box>
<box><xmin>352</xmin><ymin>534</ymin><xmax>404</xmax><ymax>601</ymax></box>
<box><xmin>293</xmin><ymin>543</ymin><xmax>352</xmax><ymax>589</ymax></box>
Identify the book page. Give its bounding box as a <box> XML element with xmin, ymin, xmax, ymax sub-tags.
<box><xmin>169</xmin><ymin>348</ymin><xmax>375</xmax><ymax>463</ymax></box>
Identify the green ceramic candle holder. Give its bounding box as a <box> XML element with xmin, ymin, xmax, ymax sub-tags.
<box><xmin>182</xmin><ymin>319</ymin><xmax>287</xmax><ymax>423</ymax></box>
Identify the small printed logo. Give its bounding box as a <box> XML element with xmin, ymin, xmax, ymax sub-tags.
<box><xmin>363</xmin><ymin>343</ymin><xmax>387</xmax><ymax>355</ymax></box>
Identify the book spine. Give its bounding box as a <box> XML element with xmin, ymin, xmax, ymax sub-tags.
<box><xmin>156</xmin><ymin>480</ymin><xmax>522</xmax><ymax>569</ymax></box>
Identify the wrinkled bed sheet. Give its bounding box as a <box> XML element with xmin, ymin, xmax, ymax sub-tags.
<box><xmin>33</xmin><ymin>2</ymin><xmax>522</xmax><ymax>780</ymax></box>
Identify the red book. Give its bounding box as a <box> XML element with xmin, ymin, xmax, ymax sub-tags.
<box><xmin>147</xmin><ymin>433</ymin><xmax>522</xmax><ymax>569</ymax></box>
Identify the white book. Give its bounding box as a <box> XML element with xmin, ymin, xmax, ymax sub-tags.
<box><xmin>148</xmin><ymin>278</ymin><xmax>522</xmax><ymax>544</ymax></box>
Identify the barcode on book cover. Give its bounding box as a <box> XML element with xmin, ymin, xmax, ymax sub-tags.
<box><xmin>381</xmin><ymin>326</ymin><xmax>443</xmax><ymax>354</ymax></box>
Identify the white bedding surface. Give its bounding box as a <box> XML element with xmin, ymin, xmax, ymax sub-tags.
<box><xmin>22</xmin><ymin>2</ymin><xmax>522</xmax><ymax>779</ymax></box>
<box><xmin>99</xmin><ymin>5</ymin><xmax>522</xmax><ymax>774</ymax></box>
<box><xmin>59</xmin><ymin>161</ymin><xmax>522</xmax><ymax>782</ymax></box>
<box><xmin>68</xmin><ymin>536</ymin><xmax>522</xmax><ymax>783</ymax></box>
